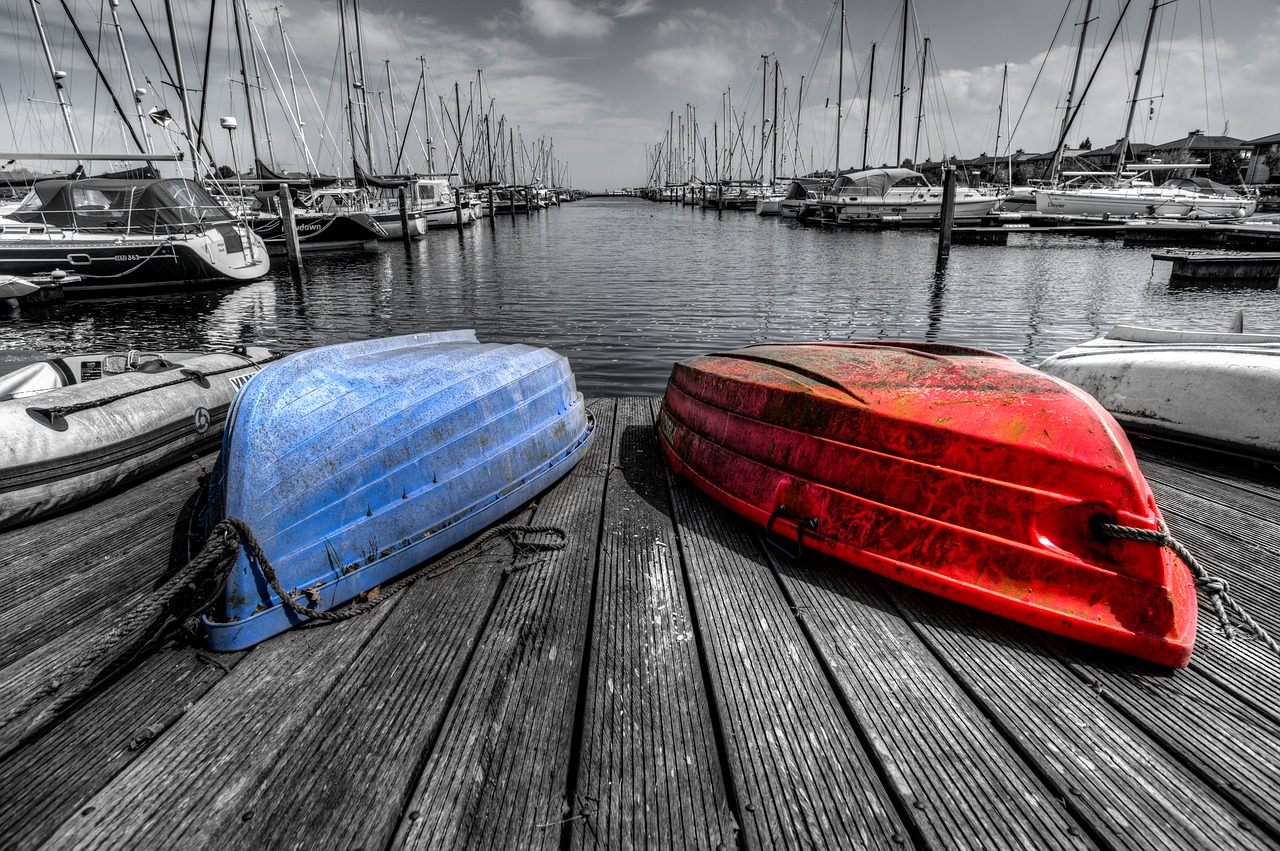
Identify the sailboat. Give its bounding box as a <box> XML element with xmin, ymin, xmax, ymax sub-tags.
<box><xmin>1034</xmin><ymin>0</ymin><xmax>1256</xmax><ymax>219</ymax></box>
<box><xmin>814</xmin><ymin>1</ymin><xmax>1000</xmax><ymax>224</ymax></box>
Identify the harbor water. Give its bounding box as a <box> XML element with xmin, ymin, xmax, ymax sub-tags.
<box><xmin>3</xmin><ymin>196</ymin><xmax>1278</xmax><ymax>396</ymax></box>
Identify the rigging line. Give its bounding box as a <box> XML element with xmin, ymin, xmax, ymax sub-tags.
<box><xmin>246</xmin><ymin>12</ymin><xmax>315</xmax><ymax>173</ymax></box>
<box><xmin>1207</xmin><ymin>0</ymin><xmax>1226</xmax><ymax>134</ymax></box>
<box><xmin>1007</xmin><ymin>0</ymin><xmax>1071</xmax><ymax>149</ymax></box>
<box><xmin>1198</xmin><ymin>0</ymin><xmax>1209</xmax><ymax>134</ymax></box>
<box><xmin>802</xmin><ymin>0</ymin><xmax>839</xmax><ymax>107</ymax></box>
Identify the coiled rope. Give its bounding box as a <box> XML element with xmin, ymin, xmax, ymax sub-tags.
<box><xmin>0</xmin><ymin>516</ymin><xmax>566</xmax><ymax>745</ymax></box>
<box><xmin>1099</xmin><ymin>520</ymin><xmax>1280</xmax><ymax>656</ymax></box>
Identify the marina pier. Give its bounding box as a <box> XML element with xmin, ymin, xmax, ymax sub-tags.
<box><xmin>2</xmin><ymin>397</ymin><xmax>1277</xmax><ymax>850</ymax></box>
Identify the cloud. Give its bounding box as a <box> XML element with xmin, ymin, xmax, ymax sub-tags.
<box><xmin>522</xmin><ymin>0</ymin><xmax>613</xmax><ymax>39</ymax></box>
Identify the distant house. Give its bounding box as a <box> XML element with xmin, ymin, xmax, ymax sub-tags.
<box><xmin>1076</xmin><ymin>139</ymin><xmax>1153</xmax><ymax>173</ymax></box>
<box><xmin>1243</xmin><ymin>132</ymin><xmax>1280</xmax><ymax>183</ymax></box>
<box><xmin>1144</xmin><ymin>130</ymin><xmax>1249</xmax><ymax>181</ymax></box>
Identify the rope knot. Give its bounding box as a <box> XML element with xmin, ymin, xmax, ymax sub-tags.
<box><xmin>1099</xmin><ymin>518</ymin><xmax>1278</xmax><ymax>656</ymax></box>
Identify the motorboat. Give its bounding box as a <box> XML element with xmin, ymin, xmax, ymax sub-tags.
<box><xmin>814</xmin><ymin>168</ymin><xmax>1001</xmax><ymax>223</ymax></box>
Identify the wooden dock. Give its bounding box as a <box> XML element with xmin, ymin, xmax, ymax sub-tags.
<box><xmin>2</xmin><ymin>397</ymin><xmax>1279</xmax><ymax>850</ymax></box>
<box><xmin>1152</xmin><ymin>251</ymin><xmax>1280</xmax><ymax>287</ymax></box>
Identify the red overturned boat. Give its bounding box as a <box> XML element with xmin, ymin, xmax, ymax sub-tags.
<box><xmin>657</xmin><ymin>341</ymin><xmax>1197</xmax><ymax>667</ymax></box>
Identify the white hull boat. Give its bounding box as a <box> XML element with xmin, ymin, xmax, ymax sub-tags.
<box><xmin>0</xmin><ymin>346</ymin><xmax>276</xmax><ymax>528</ymax></box>
<box><xmin>816</xmin><ymin>168</ymin><xmax>1000</xmax><ymax>223</ymax></box>
<box><xmin>1034</xmin><ymin>177</ymin><xmax>1256</xmax><ymax>219</ymax></box>
<box><xmin>1038</xmin><ymin>324</ymin><xmax>1280</xmax><ymax>460</ymax></box>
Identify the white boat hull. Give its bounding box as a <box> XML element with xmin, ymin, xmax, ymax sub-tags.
<box><xmin>0</xmin><ymin>347</ymin><xmax>276</xmax><ymax>528</ymax></box>
<box><xmin>1038</xmin><ymin>325</ymin><xmax>1280</xmax><ymax>460</ymax></box>
<box><xmin>1035</xmin><ymin>187</ymin><xmax>1256</xmax><ymax>219</ymax></box>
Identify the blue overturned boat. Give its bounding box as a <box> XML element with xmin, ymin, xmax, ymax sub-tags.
<box><xmin>203</xmin><ymin>330</ymin><xmax>593</xmax><ymax>651</ymax></box>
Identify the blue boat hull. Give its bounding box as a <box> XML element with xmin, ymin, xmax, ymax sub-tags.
<box><xmin>203</xmin><ymin>330</ymin><xmax>593</xmax><ymax>650</ymax></box>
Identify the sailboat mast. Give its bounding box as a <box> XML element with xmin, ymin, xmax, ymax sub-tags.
<box><xmin>30</xmin><ymin>0</ymin><xmax>82</xmax><ymax>155</ymax></box>
<box><xmin>994</xmin><ymin>62</ymin><xmax>1008</xmax><ymax>185</ymax></box>
<box><xmin>896</xmin><ymin>0</ymin><xmax>909</xmax><ymax>166</ymax></box>
<box><xmin>244</xmin><ymin>2</ymin><xmax>276</xmax><ymax>169</ymax></box>
<box><xmin>108</xmin><ymin>0</ymin><xmax>152</xmax><ymax>153</ymax></box>
<box><xmin>277</xmin><ymin>7</ymin><xmax>316</xmax><ymax>174</ymax></box>
<box><xmin>231</xmin><ymin>0</ymin><xmax>262</xmax><ymax>168</ymax></box>
<box><xmin>162</xmin><ymin>0</ymin><xmax>197</xmax><ymax>174</ymax></box>
<box><xmin>338</xmin><ymin>0</ymin><xmax>359</xmax><ymax>174</ymax></box>
<box><xmin>835</xmin><ymin>0</ymin><xmax>844</xmax><ymax>174</ymax></box>
<box><xmin>353</xmin><ymin>0</ymin><xmax>374</xmax><ymax>172</ymax></box>
<box><xmin>1050</xmin><ymin>0</ymin><xmax>1093</xmax><ymax>182</ymax></box>
<box><xmin>385</xmin><ymin>61</ymin><xmax>399</xmax><ymax>171</ymax></box>
<box><xmin>862</xmin><ymin>42</ymin><xmax>874</xmax><ymax>169</ymax></box>
<box><xmin>772</xmin><ymin>59</ymin><xmax>779</xmax><ymax>183</ymax></box>
<box><xmin>913</xmin><ymin>36</ymin><xmax>928</xmax><ymax>166</ymax></box>
<box><xmin>1117</xmin><ymin>0</ymin><xmax>1160</xmax><ymax>177</ymax></box>
<box><xmin>760</xmin><ymin>54</ymin><xmax>767</xmax><ymax>183</ymax></box>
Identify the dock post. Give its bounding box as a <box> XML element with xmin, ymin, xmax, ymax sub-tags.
<box><xmin>937</xmin><ymin>166</ymin><xmax>956</xmax><ymax>262</ymax></box>
<box><xmin>488</xmin><ymin>189</ymin><xmax>496</xmax><ymax>228</ymax></box>
<box><xmin>525</xmin><ymin>187</ymin><xmax>532</xmax><ymax>218</ymax></box>
<box><xmin>398</xmin><ymin>187</ymin><xmax>412</xmax><ymax>246</ymax></box>
<box><xmin>455</xmin><ymin>189</ymin><xmax>464</xmax><ymax>233</ymax></box>
<box><xmin>277</xmin><ymin>186</ymin><xmax>303</xmax><ymax>284</ymax></box>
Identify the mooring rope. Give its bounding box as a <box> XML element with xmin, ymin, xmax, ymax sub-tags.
<box><xmin>1099</xmin><ymin>520</ymin><xmax>1280</xmax><ymax>656</ymax></box>
<box><xmin>0</xmin><ymin>516</ymin><xmax>567</xmax><ymax>744</ymax></box>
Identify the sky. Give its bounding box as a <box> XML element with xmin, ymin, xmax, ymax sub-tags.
<box><xmin>2</xmin><ymin>0</ymin><xmax>1278</xmax><ymax>192</ymax></box>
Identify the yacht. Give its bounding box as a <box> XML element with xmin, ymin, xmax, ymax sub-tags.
<box><xmin>0</xmin><ymin>177</ymin><xmax>268</xmax><ymax>294</ymax></box>
<box><xmin>815</xmin><ymin>168</ymin><xmax>1001</xmax><ymax>223</ymax></box>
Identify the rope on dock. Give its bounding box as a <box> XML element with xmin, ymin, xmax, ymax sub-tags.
<box><xmin>218</xmin><ymin>517</ymin><xmax>568</xmax><ymax>629</ymax></box>
<box><xmin>0</xmin><ymin>517</ymin><xmax>566</xmax><ymax>746</ymax></box>
<box><xmin>1100</xmin><ymin>520</ymin><xmax>1280</xmax><ymax>656</ymax></box>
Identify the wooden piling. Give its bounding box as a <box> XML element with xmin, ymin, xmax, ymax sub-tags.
<box><xmin>454</xmin><ymin>189</ymin><xmax>464</xmax><ymax>233</ymax></box>
<box><xmin>488</xmin><ymin>189</ymin><xmax>496</xmax><ymax>228</ymax></box>
<box><xmin>937</xmin><ymin>166</ymin><xmax>956</xmax><ymax>262</ymax></box>
<box><xmin>277</xmin><ymin>186</ymin><xmax>303</xmax><ymax>283</ymax></box>
<box><xmin>398</xmin><ymin>187</ymin><xmax>412</xmax><ymax>246</ymax></box>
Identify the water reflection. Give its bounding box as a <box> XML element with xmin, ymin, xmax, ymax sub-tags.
<box><xmin>2</xmin><ymin>197</ymin><xmax>1277</xmax><ymax>395</ymax></box>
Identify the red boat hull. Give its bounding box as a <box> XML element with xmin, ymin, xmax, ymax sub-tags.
<box><xmin>657</xmin><ymin>342</ymin><xmax>1197</xmax><ymax>667</ymax></box>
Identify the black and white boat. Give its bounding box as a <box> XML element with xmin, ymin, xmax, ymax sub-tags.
<box><xmin>0</xmin><ymin>177</ymin><xmax>269</xmax><ymax>294</ymax></box>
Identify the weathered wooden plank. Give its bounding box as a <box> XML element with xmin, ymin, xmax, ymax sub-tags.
<box><xmin>569</xmin><ymin>397</ymin><xmax>734</xmax><ymax>849</ymax></box>
<box><xmin>766</xmin><ymin>550</ymin><xmax>1093</xmax><ymax>851</ymax></box>
<box><xmin>391</xmin><ymin>398</ymin><xmax>617</xmax><ymax>850</ymax></box>
<box><xmin>0</xmin><ymin>455</ymin><xmax>210</xmax><ymax>670</ymax></box>
<box><xmin>0</xmin><ymin>644</ymin><xmax>242</xmax><ymax>851</ymax></box>
<box><xmin>1044</xmin><ymin>642</ymin><xmax>1280</xmax><ymax>845</ymax></box>
<box><xmin>889</xmin><ymin>586</ymin><xmax>1280</xmax><ymax>851</ymax></box>
<box><xmin>37</xmin><ymin>567</ymin><xmax>457</xmax><ymax>848</ymax></box>
<box><xmin>1135</xmin><ymin>443</ymin><xmax>1280</xmax><ymax>508</ymax></box>
<box><xmin>664</xmin><ymin>457</ymin><xmax>917</xmax><ymax>848</ymax></box>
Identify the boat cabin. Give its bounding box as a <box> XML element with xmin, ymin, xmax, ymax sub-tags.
<box><xmin>828</xmin><ymin>168</ymin><xmax>930</xmax><ymax>198</ymax></box>
<box><xmin>7</xmin><ymin>178</ymin><xmax>235</xmax><ymax>234</ymax></box>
